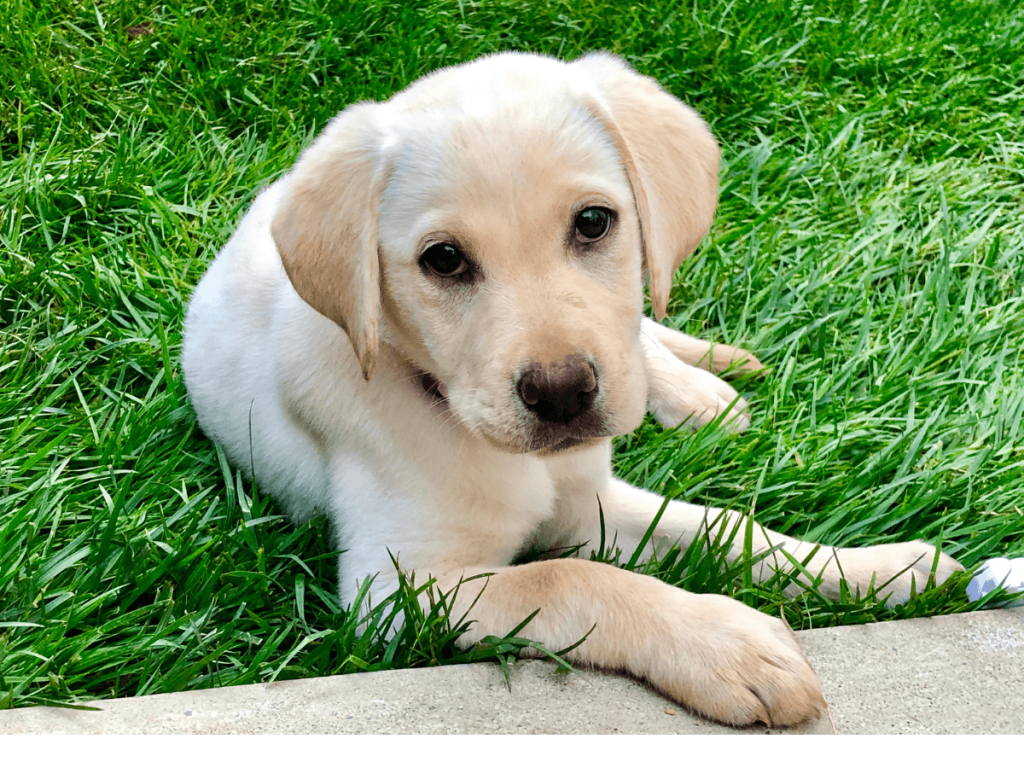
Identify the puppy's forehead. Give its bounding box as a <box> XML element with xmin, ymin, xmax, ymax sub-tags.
<box><xmin>387</xmin><ymin>52</ymin><xmax>595</xmax><ymax>118</ymax></box>
<box><xmin>395</xmin><ymin>105</ymin><xmax>622</xmax><ymax>198</ymax></box>
<box><xmin>378</xmin><ymin>58</ymin><xmax>630</xmax><ymax>243</ymax></box>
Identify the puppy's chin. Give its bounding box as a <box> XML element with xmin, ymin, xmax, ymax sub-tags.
<box><xmin>533</xmin><ymin>435</ymin><xmax>605</xmax><ymax>456</ymax></box>
<box><xmin>478</xmin><ymin>430</ymin><xmax>607</xmax><ymax>456</ymax></box>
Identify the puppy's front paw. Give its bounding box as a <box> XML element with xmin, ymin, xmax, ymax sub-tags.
<box><xmin>659</xmin><ymin>594</ymin><xmax>825</xmax><ymax>727</ymax></box>
<box><xmin>647</xmin><ymin>362</ymin><xmax>751</xmax><ymax>433</ymax></box>
<box><xmin>649</xmin><ymin>391</ymin><xmax>751</xmax><ymax>433</ymax></box>
<box><xmin>833</xmin><ymin>541</ymin><xmax>964</xmax><ymax>606</ymax></box>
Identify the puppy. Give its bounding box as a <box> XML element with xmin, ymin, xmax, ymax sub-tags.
<box><xmin>182</xmin><ymin>52</ymin><xmax>962</xmax><ymax>727</ymax></box>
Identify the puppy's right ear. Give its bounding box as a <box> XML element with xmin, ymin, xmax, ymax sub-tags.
<box><xmin>271</xmin><ymin>103</ymin><xmax>387</xmax><ymax>381</ymax></box>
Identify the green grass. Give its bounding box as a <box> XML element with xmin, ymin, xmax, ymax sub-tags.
<box><xmin>2</xmin><ymin>0</ymin><xmax>1023</xmax><ymax>710</ymax></box>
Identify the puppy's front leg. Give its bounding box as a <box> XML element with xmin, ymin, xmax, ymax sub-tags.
<box><xmin>588</xmin><ymin>480</ymin><xmax>963</xmax><ymax>606</ymax></box>
<box><xmin>430</xmin><ymin>559</ymin><xmax>824</xmax><ymax>727</ymax></box>
<box><xmin>641</xmin><ymin>317</ymin><xmax>764</xmax><ymax>376</ymax></box>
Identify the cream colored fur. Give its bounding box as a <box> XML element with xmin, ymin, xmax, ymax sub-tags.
<box><xmin>182</xmin><ymin>52</ymin><xmax>962</xmax><ymax>727</ymax></box>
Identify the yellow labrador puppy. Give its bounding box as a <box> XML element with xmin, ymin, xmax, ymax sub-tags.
<box><xmin>182</xmin><ymin>52</ymin><xmax>962</xmax><ymax>727</ymax></box>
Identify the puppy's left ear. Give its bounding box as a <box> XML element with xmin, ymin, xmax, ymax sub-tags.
<box><xmin>271</xmin><ymin>103</ymin><xmax>387</xmax><ymax>380</ymax></box>
<box><xmin>572</xmin><ymin>54</ymin><xmax>719</xmax><ymax>320</ymax></box>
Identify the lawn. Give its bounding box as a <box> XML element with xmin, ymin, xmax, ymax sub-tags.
<box><xmin>1</xmin><ymin>0</ymin><xmax>1023</xmax><ymax>710</ymax></box>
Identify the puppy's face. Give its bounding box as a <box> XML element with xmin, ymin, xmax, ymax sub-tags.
<box><xmin>272</xmin><ymin>53</ymin><xmax>719</xmax><ymax>456</ymax></box>
<box><xmin>377</xmin><ymin>102</ymin><xmax>647</xmax><ymax>453</ymax></box>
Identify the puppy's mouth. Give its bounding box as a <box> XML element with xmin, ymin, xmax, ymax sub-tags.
<box><xmin>524</xmin><ymin>404</ymin><xmax>608</xmax><ymax>455</ymax></box>
<box><xmin>534</xmin><ymin>435</ymin><xmax>602</xmax><ymax>455</ymax></box>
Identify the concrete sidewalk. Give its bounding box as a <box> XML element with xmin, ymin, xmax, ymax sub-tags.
<box><xmin>3</xmin><ymin>608</ymin><xmax>1022</xmax><ymax>735</ymax></box>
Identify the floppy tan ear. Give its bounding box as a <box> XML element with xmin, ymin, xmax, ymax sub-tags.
<box><xmin>271</xmin><ymin>103</ymin><xmax>387</xmax><ymax>380</ymax></box>
<box><xmin>572</xmin><ymin>53</ymin><xmax>720</xmax><ymax>320</ymax></box>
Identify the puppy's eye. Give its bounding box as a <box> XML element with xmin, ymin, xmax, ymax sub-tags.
<box><xmin>574</xmin><ymin>207</ymin><xmax>612</xmax><ymax>243</ymax></box>
<box><xmin>420</xmin><ymin>243</ymin><xmax>469</xmax><ymax>278</ymax></box>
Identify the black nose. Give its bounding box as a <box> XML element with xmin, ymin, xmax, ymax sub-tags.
<box><xmin>517</xmin><ymin>354</ymin><xmax>598</xmax><ymax>424</ymax></box>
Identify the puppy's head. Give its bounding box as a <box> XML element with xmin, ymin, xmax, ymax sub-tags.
<box><xmin>272</xmin><ymin>53</ymin><xmax>719</xmax><ymax>454</ymax></box>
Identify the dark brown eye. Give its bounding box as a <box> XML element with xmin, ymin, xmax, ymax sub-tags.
<box><xmin>421</xmin><ymin>243</ymin><xmax>469</xmax><ymax>278</ymax></box>
<box><xmin>574</xmin><ymin>207</ymin><xmax>612</xmax><ymax>242</ymax></box>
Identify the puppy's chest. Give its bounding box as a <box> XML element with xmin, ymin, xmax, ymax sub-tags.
<box><xmin>418</xmin><ymin>452</ymin><xmax>558</xmax><ymax>563</ymax></box>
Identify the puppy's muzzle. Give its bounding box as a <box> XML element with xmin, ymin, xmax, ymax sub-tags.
<box><xmin>517</xmin><ymin>353</ymin><xmax>598</xmax><ymax>424</ymax></box>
